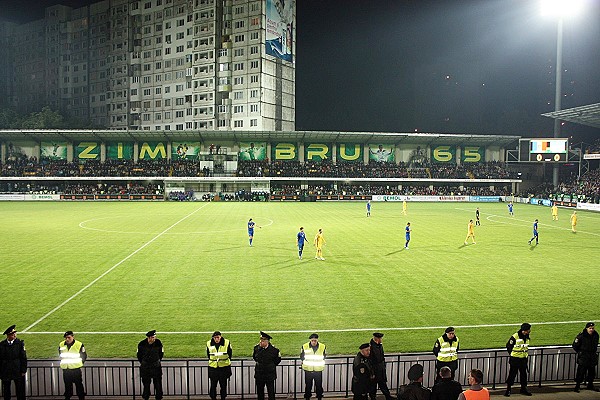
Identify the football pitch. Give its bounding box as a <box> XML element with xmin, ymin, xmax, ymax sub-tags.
<box><xmin>1</xmin><ymin>200</ymin><xmax>599</xmax><ymax>359</ymax></box>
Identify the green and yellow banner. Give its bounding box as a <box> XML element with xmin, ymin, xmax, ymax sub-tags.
<box><xmin>368</xmin><ymin>144</ymin><xmax>394</xmax><ymax>162</ymax></box>
<box><xmin>271</xmin><ymin>142</ymin><xmax>298</xmax><ymax>161</ymax></box>
<box><xmin>239</xmin><ymin>142</ymin><xmax>267</xmax><ymax>161</ymax></box>
<box><xmin>139</xmin><ymin>142</ymin><xmax>167</xmax><ymax>160</ymax></box>
<box><xmin>461</xmin><ymin>146</ymin><xmax>485</xmax><ymax>163</ymax></box>
<box><xmin>432</xmin><ymin>145</ymin><xmax>457</xmax><ymax>163</ymax></box>
<box><xmin>75</xmin><ymin>142</ymin><xmax>100</xmax><ymax>160</ymax></box>
<box><xmin>337</xmin><ymin>143</ymin><xmax>362</xmax><ymax>162</ymax></box>
<box><xmin>106</xmin><ymin>142</ymin><xmax>134</xmax><ymax>160</ymax></box>
<box><xmin>172</xmin><ymin>142</ymin><xmax>200</xmax><ymax>160</ymax></box>
<box><xmin>305</xmin><ymin>143</ymin><xmax>332</xmax><ymax>162</ymax></box>
<box><xmin>40</xmin><ymin>142</ymin><xmax>67</xmax><ymax>160</ymax></box>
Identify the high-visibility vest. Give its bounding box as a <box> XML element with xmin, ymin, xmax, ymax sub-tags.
<box><xmin>59</xmin><ymin>340</ymin><xmax>84</xmax><ymax>369</ymax></box>
<box><xmin>510</xmin><ymin>333</ymin><xmax>529</xmax><ymax>358</ymax></box>
<box><xmin>207</xmin><ymin>339</ymin><xmax>231</xmax><ymax>368</ymax></box>
<box><xmin>301</xmin><ymin>342</ymin><xmax>326</xmax><ymax>372</ymax></box>
<box><xmin>463</xmin><ymin>388</ymin><xmax>490</xmax><ymax>400</ymax></box>
<box><xmin>436</xmin><ymin>336</ymin><xmax>459</xmax><ymax>362</ymax></box>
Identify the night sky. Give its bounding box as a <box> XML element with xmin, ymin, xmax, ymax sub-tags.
<box><xmin>1</xmin><ymin>0</ymin><xmax>599</xmax><ymax>143</ymax></box>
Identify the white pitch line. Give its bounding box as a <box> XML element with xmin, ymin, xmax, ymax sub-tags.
<box><xmin>21</xmin><ymin>320</ymin><xmax>597</xmax><ymax>335</ymax></box>
<box><xmin>22</xmin><ymin>203</ymin><xmax>211</xmax><ymax>333</ymax></box>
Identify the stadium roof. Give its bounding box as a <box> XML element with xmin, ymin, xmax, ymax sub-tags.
<box><xmin>0</xmin><ymin>130</ymin><xmax>520</xmax><ymax>147</ymax></box>
<box><xmin>541</xmin><ymin>102</ymin><xmax>600</xmax><ymax>129</ymax></box>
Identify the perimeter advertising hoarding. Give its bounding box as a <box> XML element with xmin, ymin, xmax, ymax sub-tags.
<box><xmin>265</xmin><ymin>0</ymin><xmax>294</xmax><ymax>62</ymax></box>
<box><xmin>271</xmin><ymin>142</ymin><xmax>298</xmax><ymax>161</ymax></box>
<box><xmin>171</xmin><ymin>142</ymin><xmax>201</xmax><ymax>160</ymax></box>
<box><xmin>368</xmin><ymin>144</ymin><xmax>394</xmax><ymax>162</ymax></box>
<box><xmin>337</xmin><ymin>144</ymin><xmax>362</xmax><ymax>162</ymax></box>
<box><xmin>75</xmin><ymin>142</ymin><xmax>101</xmax><ymax>160</ymax></box>
<box><xmin>106</xmin><ymin>142</ymin><xmax>134</xmax><ymax>160</ymax></box>
<box><xmin>239</xmin><ymin>142</ymin><xmax>267</xmax><ymax>161</ymax></box>
<box><xmin>40</xmin><ymin>142</ymin><xmax>67</xmax><ymax>160</ymax></box>
<box><xmin>304</xmin><ymin>143</ymin><xmax>331</xmax><ymax>161</ymax></box>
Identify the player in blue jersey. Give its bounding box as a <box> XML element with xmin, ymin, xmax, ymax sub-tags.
<box><xmin>297</xmin><ymin>227</ymin><xmax>308</xmax><ymax>259</ymax></box>
<box><xmin>528</xmin><ymin>219</ymin><xmax>538</xmax><ymax>245</ymax></box>
<box><xmin>248</xmin><ymin>218</ymin><xmax>255</xmax><ymax>246</ymax></box>
<box><xmin>508</xmin><ymin>202</ymin><xmax>514</xmax><ymax>216</ymax></box>
<box><xmin>366</xmin><ymin>200</ymin><xmax>371</xmax><ymax>217</ymax></box>
<box><xmin>405</xmin><ymin>222</ymin><xmax>411</xmax><ymax>249</ymax></box>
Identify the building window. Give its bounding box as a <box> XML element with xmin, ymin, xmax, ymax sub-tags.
<box><xmin>250</xmin><ymin>45</ymin><xmax>259</xmax><ymax>54</ymax></box>
<box><xmin>234</xmin><ymin>120</ymin><xmax>243</xmax><ymax>127</ymax></box>
<box><xmin>176</xmin><ymin>111</ymin><xmax>184</xmax><ymax>118</ymax></box>
<box><xmin>234</xmin><ymin>34</ymin><xmax>245</xmax><ymax>43</ymax></box>
<box><xmin>250</xmin><ymin>119</ymin><xmax>257</xmax><ymax>127</ymax></box>
<box><xmin>250</xmin><ymin>75</ymin><xmax>259</xmax><ymax>83</ymax></box>
<box><xmin>234</xmin><ymin>77</ymin><xmax>244</xmax><ymax>85</ymax></box>
<box><xmin>233</xmin><ymin>105</ymin><xmax>244</xmax><ymax>113</ymax></box>
<box><xmin>250</xmin><ymin>104</ymin><xmax>259</xmax><ymax>113</ymax></box>
<box><xmin>234</xmin><ymin>63</ymin><xmax>244</xmax><ymax>71</ymax></box>
<box><xmin>233</xmin><ymin>91</ymin><xmax>243</xmax><ymax>100</ymax></box>
<box><xmin>250</xmin><ymin>60</ymin><xmax>259</xmax><ymax>69</ymax></box>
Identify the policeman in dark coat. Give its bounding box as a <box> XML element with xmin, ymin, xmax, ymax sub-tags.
<box><xmin>253</xmin><ymin>332</ymin><xmax>281</xmax><ymax>400</ymax></box>
<box><xmin>352</xmin><ymin>343</ymin><xmax>375</xmax><ymax>400</ymax></box>
<box><xmin>0</xmin><ymin>325</ymin><xmax>27</xmax><ymax>400</ymax></box>
<box><xmin>369</xmin><ymin>333</ymin><xmax>393</xmax><ymax>400</ymax></box>
<box><xmin>573</xmin><ymin>322</ymin><xmax>599</xmax><ymax>392</ymax></box>
<box><xmin>137</xmin><ymin>330</ymin><xmax>164</xmax><ymax>400</ymax></box>
<box><xmin>397</xmin><ymin>363</ymin><xmax>431</xmax><ymax>400</ymax></box>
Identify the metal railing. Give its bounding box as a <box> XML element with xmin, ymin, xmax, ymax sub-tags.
<box><xmin>5</xmin><ymin>346</ymin><xmax>596</xmax><ymax>399</ymax></box>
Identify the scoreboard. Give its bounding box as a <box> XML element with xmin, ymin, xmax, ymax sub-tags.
<box><xmin>519</xmin><ymin>138</ymin><xmax>568</xmax><ymax>162</ymax></box>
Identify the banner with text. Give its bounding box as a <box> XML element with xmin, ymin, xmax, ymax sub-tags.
<box><xmin>368</xmin><ymin>144</ymin><xmax>394</xmax><ymax>163</ymax></box>
<box><xmin>106</xmin><ymin>142</ymin><xmax>134</xmax><ymax>160</ymax></box>
<box><xmin>76</xmin><ymin>142</ymin><xmax>101</xmax><ymax>160</ymax></box>
<box><xmin>304</xmin><ymin>143</ymin><xmax>332</xmax><ymax>162</ymax></box>
<box><xmin>431</xmin><ymin>145</ymin><xmax>457</xmax><ymax>163</ymax></box>
<box><xmin>461</xmin><ymin>146</ymin><xmax>485</xmax><ymax>163</ymax></box>
<box><xmin>40</xmin><ymin>142</ymin><xmax>67</xmax><ymax>160</ymax></box>
<box><xmin>171</xmin><ymin>142</ymin><xmax>200</xmax><ymax>160</ymax></box>
<box><xmin>265</xmin><ymin>0</ymin><xmax>294</xmax><ymax>63</ymax></box>
<box><xmin>239</xmin><ymin>142</ymin><xmax>267</xmax><ymax>161</ymax></box>
<box><xmin>139</xmin><ymin>142</ymin><xmax>167</xmax><ymax>160</ymax></box>
<box><xmin>336</xmin><ymin>143</ymin><xmax>362</xmax><ymax>162</ymax></box>
<box><xmin>271</xmin><ymin>142</ymin><xmax>298</xmax><ymax>161</ymax></box>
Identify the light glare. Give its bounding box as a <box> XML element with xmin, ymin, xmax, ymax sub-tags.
<box><xmin>541</xmin><ymin>0</ymin><xmax>585</xmax><ymax>17</ymax></box>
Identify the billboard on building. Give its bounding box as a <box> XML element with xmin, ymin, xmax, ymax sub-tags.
<box><xmin>265</xmin><ymin>0</ymin><xmax>293</xmax><ymax>62</ymax></box>
<box><xmin>368</xmin><ymin>144</ymin><xmax>394</xmax><ymax>163</ymax></box>
<box><xmin>172</xmin><ymin>142</ymin><xmax>200</xmax><ymax>160</ymax></box>
<box><xmin>40</xmin><ymin>142</ymin><xmax>67</xmax><ymax>160</ymax></box>
<box><xmin>239</xmin><ymin>142</ymin><xmax>267</xmax><ymax>161</ymax></box>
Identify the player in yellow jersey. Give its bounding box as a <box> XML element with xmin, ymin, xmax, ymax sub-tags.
<box><xmin>551</xmin><ymin>204</ymin><xmax>558</xmax><ymax>221</ymax></box>
<box><xmin>402</xmin><ymin>200</ymin><xmax>407</xmax><ymax>215</ymax></box>
<box><xmin>570</xmin><ymin>211</ymin><xmax>577</xmax><ymax>232</ymax></box>
<box><xmin>464</xmin><ymin>219</ymin><xmax>476</xmax><ymax>245</ymax></box>
<box><xmin>314</xmin><ymin>229</ymin><xmax>326</xmax><ymax>260</ymax></box>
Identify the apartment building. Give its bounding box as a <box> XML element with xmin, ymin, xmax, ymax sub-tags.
<box><xmin>0</xmin><ymin>0</ymin><xmax>296</xmax><ymax>131</ymax></box>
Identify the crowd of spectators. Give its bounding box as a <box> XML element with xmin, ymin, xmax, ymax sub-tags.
<box><xmin>237</xmin><ymin>160</ymin><xmax>518</xmax><ymax>179</ymax></box>
<box><xmin>584</xmin><ymin>139</ymin><xmax>600</xmax><ymax>154</ymax></box>
<box><xmin>521</xmin><ymin>168</ymin><xmax>600</xmax><ymax>204</ymax></box>
<box><xmin>168</xmin><ymin>190</ymin><xmax>195</xmax><ymax>201</ymax></box>
<box><xmin>0</xmin><ymin>181</ymin><xmax>163</xmax><ymax>195</ymax></box>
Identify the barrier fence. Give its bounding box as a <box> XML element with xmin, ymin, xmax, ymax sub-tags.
<box><xmin>4</xmin><ymin>346</ymin><xmax>595</xmax><ymax>399</ymax></box>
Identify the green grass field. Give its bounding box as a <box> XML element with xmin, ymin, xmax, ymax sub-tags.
<box><xmin>1</xmin><ymin>200</ymin><xmax>598</xmax><ymax>359</ymax></box>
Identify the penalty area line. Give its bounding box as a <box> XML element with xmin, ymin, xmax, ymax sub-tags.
<box><xmin>22</xmin><ymin>203</ymin><xmax>211</xmax><ymax>333</ymax></box>
<box><xmin>21</xmin><ymin>320</ymin><xmax>597</xmax><ymax>335</ymax></box>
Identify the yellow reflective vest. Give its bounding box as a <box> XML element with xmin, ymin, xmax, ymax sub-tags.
<box><xmin>510</xmin><ymin>333</ymin><xmax>529</xmax><ymax>358</ymax></box>
<box><xmin>436</xmin><ymin>336</ymin><xmax>459</xmax><ymax>362</ymax></box>
<box><xmin>207</xmin><ymin>339</ymin><xmax>231</xmax><ymax>368</ymax></box>
<box><xmin>301</xmin><ymin>342</ymin><xmax>326</xmax><ymax>372</ymax></box>
<box><xmin>59</xmin><ymin>340</ymin><xmax>84</xmax><ymax>369</ymax></box>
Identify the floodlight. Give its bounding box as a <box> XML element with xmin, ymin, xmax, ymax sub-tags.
<box><xmin>541</xmin><ymin>0</ymin><xmax>585</xmax><ymax>18</ymax></box>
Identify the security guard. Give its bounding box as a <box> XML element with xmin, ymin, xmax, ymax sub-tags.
<box><xmin>300</xmin><ymin>333</ymin><xmax>326</xmax><ymax>400</ymax></box>
<box><xmin>59</xmin><ymin>331</ymin><xmax>87</xmax><ymax>400</ymax></box>
<box><xmin>253</xmin><ymin>331</ymin><xmax>281</xmax><ymax>400</ymax></box>
<box><xmin>573</xmin><ymin>322</ymin><xmax>599</xmax><ymax>392</ymax></box>
<box><xmin>433</xmin><ymin>327</ymin><xmax>459</xmax><ymax>382</ymax></box>
<box><xmin>352</xmin><ymin>344</ymin><xmax>374</xmax><ymax>400</ymax></box>
<box><xmin>207</xmin><ymin>331</ymin><xmax>232</xmax><ymax>400</ymax></box>
<box><xmin>137</xmin><ymin>330</ymin><xmax>164</xmax><ymax>400</ymax></box>
<box><xmin>0</xmin><ymin>325</ymin><xmax>27</xmax><ymax>400</ymax></box>
<box><xmin>369</xmin><ymin>333</ymin><xmax>393</xmax><ymax>400</ymax></box>
<box><xmin>504</xmin><ymin>323</ymin><xmax>532</xmax><ymax>397</ymax></box>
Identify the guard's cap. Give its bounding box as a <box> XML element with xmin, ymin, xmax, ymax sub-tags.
<box><xmin>3</xmin><ymin>325</ymin><xmax>16</xmax><ymax>335</ymax></box>
<box><xmin>260</xmin><ymin>331</ymin><xmax>272</xmax><ymax>340</ymax></box>
<box><xmin>309</xmin><ymin>333</ymin><xmax>319</xmax><ymax>339</ymax></box>
<box><xmin>63</xmin><ymin>330</ymin><xmax>74</xmax><ymax>338</ymax></box>
<box><xmin>586</xmin><ymin>322</ymin><xmax>595</xmax><ymax>329</ymax></box>
<box><xmin>407</xmin><ymin>363</ymin><xmax>424</xmax><ymax>381</ymax></box>
<box><xmin>146</xmin><ymin>330</ymin><xmax>156</xmax><ymax>337</ymax></box>
<box><xmin>520</xmin><ymin>323</ymin><xmax>532</xmax><ymax>331</ymax></box>
<box><xmin>373</xmin><ymin>332</ymin><xmax>384</xmax><ymax>338</ymax></box>
<box><xmin>359</xmin><ymin>343</ymin><xmax>370</xmax><ymax>350</ymax></box>
<box><xmin>212</xmin><ymin>331</ymin><xmax>222</xmax><ymax>337</ymax></box>
<box><xmin>445</xmin><ymin>327</ymin><xmax>455</xmax><ymax>333</ymax></box>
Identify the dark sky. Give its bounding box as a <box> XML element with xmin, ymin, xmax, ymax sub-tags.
<box><xmin>1</xmin><ymin>0</ymin><xmax>599</xmax><ymax>143</ymax></box>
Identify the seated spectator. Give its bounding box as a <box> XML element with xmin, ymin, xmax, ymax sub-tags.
<box><xmin>397</xmin><ymin>363</ymin><xmax>431</xmax><ymax>400</ymax></box>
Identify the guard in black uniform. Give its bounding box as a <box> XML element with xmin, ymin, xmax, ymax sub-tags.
<box><xmin>253</xmin><ymin>332</ymin><xmax>281</xmax><ymax>400</ymax></box>
<box><xmin>352</xmin><ymin>343</ymin><xmax>375</xmax><ymax>400</ymax></box>
<box><xmin>369</xmin><ymin>333</ymin><xmax>393</xmax><ymax>400</ymax></box>
<box><xmin>573</xmin><ymin>322</ymin><xmax>599</xmax><ymax>392</ymax></box>
<box><xmin>137</xmin><ymin>330</ymin><xmax>164</xmax><ymax>400</ymax></box>
<box><xmin>0</xmin><ymin>325</ymin><xmax>27</xmax><ymax>400</ymax></box>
